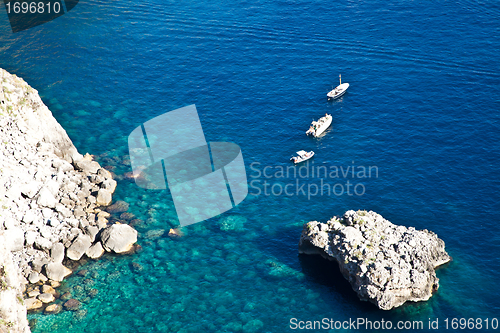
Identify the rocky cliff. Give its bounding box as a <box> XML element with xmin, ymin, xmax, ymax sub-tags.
<box><xmin>299</xmin><ymin>210</ymin><xmax>450</xmax><ymax>310</ymax></box>
<box><xmin>0</xmin><ymin>68</ymin><xmax>137</xmax><ymax>332</ymax></box>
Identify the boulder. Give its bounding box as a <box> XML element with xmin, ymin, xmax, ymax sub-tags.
<box><xmin>24</xmin><ymin>230</ymin><xmax>38</xmax><ymax>247</ymax></box>
<box><xmin>96</xmin><ymin>189</ymin><xmax>112</xmax><ymax>206</ymax></box>
<box><xmin>44</xmin><ymin>262</ymin><xmax>72</xmax><ymax>282</ymax></box>
<box><xmin>101</xmin><ymin>178</ymin><xmax>117</xmax><ymax>193</ymax></box>
<box><xmin>28</xmin><ymin>271</ymin><xmax>40</xmax><ymax>284</ymax></box>
<box><xmin>37</xmin><ymin>293</ymin><xmax>55</xmax><ymax>303</ymax></box>
<box><xmin>84</xmin><ymin>226</ymin><xmax>99</xmax><ymax>242</ymax></box>
<box><xmin>3</xmin><ymin>227</ymin><xmax>25</xmax><ymax>252</ymax></box>
<box><xmin>67</xmin><ymin>234</ymin><xmax>92</xmax><ymax>260</ymax></box>
<box><xmin>86</xmin><ymin>242</ymin><xmax>105</xmax><ymax>259</ymax></box>
<box><xmin>44</xmin><ymin>303</ymin><xmax>62</xmax><ymax>314</ymax></box>
<box><xmin>25</xmin><ymin>298</ymin><xmax>43</xmax><ymax>311</ymax></box>
<box><xmin>36</xmin><ymin>187</ymin><xmax>57</xmax><ymax>208</ymax></box>
<box><xmin>74</xmin><ymin>159</ymin><xmax>100</xmax><ymax>174</ymax></box>
<box><xmin>100</xmin><ymin>224</ymin><xmax>137</xmax><ymax>253</ymax></box>
<box><xmin>21</xmin><ymin>182</ymin><xmax>41</xmax><ymax>199</ymax></box>
<box><xmin>34</xmin><ymin>236</ymin><xmax>53</xmax><ymax>251</ymax></box>
<box><xmin>27</xmin><ymin>289</ymin><xmax>40</xmax><ymax>298</ymax></box>
<box><xmin>299</xmin><ymin>210</ymin><xmax>451</xmax><ymax>310</ymax></box>
<box><xmin>50</xmin><ymin>242</ymin><xmax>65</xmax><ymax>263</ymax></box>
<box><xmin>41</xmin><ymin>285</ymin><xmax>57</xmax><ymax>295</ymax></box>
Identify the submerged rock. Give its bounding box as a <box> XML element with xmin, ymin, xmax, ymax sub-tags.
<box><xmin>106</xmin><ymin>200</ymin><xmax>129</xmax><ymax>213</ymax></box>
<box><xmin>299</xmin><ymin>210</ymin><xmax>451</xmax><ymax>310</ymax></box>
<box><xmin>63</xmin><ymin>299</ymin><xmax>80</xmax><ymax>311</ymax></box>
<box><xmin>44</xmin><ymin>303</ymin><xmax>62</xmax><ymax>315</ymax></box>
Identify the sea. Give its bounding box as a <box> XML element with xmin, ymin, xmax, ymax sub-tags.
<box><xmin>1</xmin><ymin>0</ymin><xmax>499</xmax><ymax>332</ymax></box>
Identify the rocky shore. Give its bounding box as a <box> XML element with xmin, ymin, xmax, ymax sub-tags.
<box><xmin>0</xmin><ymin>68</ymin><xmax>137</xmax><ymax>332</ymax></box>
<box><xmin>299</xmin><ymin>210</ymin><xmax>451</xmax><ymax>310</ymax></box>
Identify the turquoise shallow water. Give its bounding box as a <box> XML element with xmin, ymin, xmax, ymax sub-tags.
<box><xmin>1</xmin><ymin>0</ymin><xmax>500</xmax><ymax>331</ymax></box>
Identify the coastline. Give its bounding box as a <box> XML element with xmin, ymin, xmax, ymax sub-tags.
<box><xmin>0</xmin><ymin>68</ymin><xmax>137</xmax><ymax>332</ymax></box>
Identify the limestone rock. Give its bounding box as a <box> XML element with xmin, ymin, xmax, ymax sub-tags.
<box><xmin>100</xmin><ymin>224</ymin><xmax>137</xmax><ymax>253</ymax></box>
<box><xmin>44</xmin><ymin>303</ymin><xmax>62</xmax><ymax>314</ymax></box>
<box><xmin>28</xmin><ymin>271</ymin><xmax>40</xmax><ymax>284</ymax></box>
<box><xmin>84</xmin><ymin>226</ymin><xmax>99</xmax><ymax>242</ymax></box>
<box><xmin>25</xmin><ymin>298</ymin><xmax>43</xmax><ymax>311</ymax></box>
<box><xmin>3</xmin><ymin>227</ymin><xmax>25</xmax><ymax>252</ymax></box>
<box><xmin>67</xmin><ymin>234</ymin><xmax>92</xmax><ymax>261</ymax></box>
<box><xmin>24</xmin><ymin>231</ymin><xmax>37</xmax><ymax>247</ymax></box>
<box><xmin>0</xmin><ymin>233</ymin><xmax>31</xmax><ymax>332</ymax></box>
<box><xmin>36</xmin><ymin>187</ymin><xmax>57</xmax><ymax>208</ymax></box>
<box><xmin>299</xmin><ymin>210</ymin><xmax>451</xmax><ymax>310</ymax></box>
<box><xmin>50</xmin><ymin>243</ymin><xmax>65</xmax><ymax>263</ymax></box>
<box><xmin>86</xmin><ymin>242</ymin><xmax>105</xmax><ymax>259</ymax></box>
<box><xmin>96</xmin><ymin>189</ymin><xmax>112</xmax><ymax>206</ymax></box>
<box><xmin>37</xmin><ymin>293</ymin><xmax>55</xmax><ymax>303</ymax></box>
<box><xmin>34</xmin><ymin>236</ymin><xmax>53</xmax><ymax>251</ymax></box>
<box><xmin>74</xmin><ymin>159</ymin><xmax>100</xmax><ymax>174</ymax></box>
<box><xmin>41</xmin><ymin>285</ymin><xmax>56</xmax><ymax>295</ymax></box>
<box><xmin>44</xmin><ymin>263</ymin><xmax>72</xmax><ymax>282</ymax></box>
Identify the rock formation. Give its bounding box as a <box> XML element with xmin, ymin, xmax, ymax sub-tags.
<box><xmin>0</xmin><ymin>233</ymin><xmax>30</xmax><ymax>333</ymax></box>
<box><xmin>299</xmin><ymin>210</ymin><xmax>451</xmax><ymax>310</ymax></box>
<box><xmin>0</xmin><ymin>68</ymin><xmax>138</xmax><ymax>331</ymax></box>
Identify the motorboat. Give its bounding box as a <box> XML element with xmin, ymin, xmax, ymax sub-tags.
<box><xmin>306</xmin><ymin>113</ymin><xmax>332</xmax><ymax>137</ymax></box>
<box><xmin>327</xmin><ymin>74</ymin><xmax>349</xmax><ymax>100</ymax></box>
<box><xmin>291</xmin><ymin>150</ymin><xmax>315</xmax><ymax>164</ymax></box>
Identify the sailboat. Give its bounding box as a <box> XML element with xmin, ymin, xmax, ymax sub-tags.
<box><xmin>327</xmin><ymin>74</ymin><xmax>349</xmax><ymax>100</ymax></box>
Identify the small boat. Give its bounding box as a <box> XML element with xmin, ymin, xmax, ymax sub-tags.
<box><xmin>306</xmin><ymin>113</ymin><xmax>332</xmax><ymax>137</ymax></box>
<box><xmin>327</xmin><ymin>74</ymin><xmax>349</xmax><ymax>100</ymax></box>
<box><xmin>291</xmin><ymin>150</ymin><xmax>315</xmax><ymax>164</ymax></box>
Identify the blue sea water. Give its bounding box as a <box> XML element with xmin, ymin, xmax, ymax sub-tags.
<box><xmin>1</xmin><ymin>0</ymin><xmax>500</xmax><ymax>331</ymax></box>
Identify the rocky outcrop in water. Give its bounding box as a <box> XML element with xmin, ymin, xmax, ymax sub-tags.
<box><xmin>0</xmin><ymin>68</ymin><xmax>137</xmax><ymax>331</ymax></box>
<box><xmin>299</xmin><ymin>210</ymin><xmax>451</xmax><ymax>310</ymax></box>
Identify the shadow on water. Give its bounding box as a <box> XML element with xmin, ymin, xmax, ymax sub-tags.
<box><xmin>297</xmin><ymin>253</ymin><xmax>372</xmax><ymax>310</ymax></box>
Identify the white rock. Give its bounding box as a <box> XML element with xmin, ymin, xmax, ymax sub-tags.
<box><xmin>96</xmin><ymin>189</ymin><xmax>112</xmax><ymax>206</ymax></box>
<box><xmin>34</xmin><ymin>236</ymin><xmax>53</xmax><ymax>251</ymax></box>
<box><xmin>44</xmin><ymin>262</ymin><xmax>72</xmax><ymax>282</ymax></box>
<box><xmin>38</xmin><ymin>293</ymin><xmax>55</xmax><ymax>303</ymax></box>
<box><xmin>3</xmin><ymin>228</ymin><xmax>25</xmax><ymax>252</ymax></box>
<box><xmin>100</xmin><ymin>224</ymin><xmax>137</xmax><ymax>253</ymax></box>
<box><xmin>36</xmin><ymin>187</ymin><xmax>57</xmax><ymax>208</ymax></box>
<box><xmin>86</xmin><ymin>242</ymin><xmax>105</xmax><ymax>259</ymax></box>
<box><xmin>66</xmin><ymin>234</ymin><xmax>92</xmax><ymax>260</ymax></box>
<box><xmin>50</xmin><ymin>242</ymin><xmax>65</xmax><ymax>263</ymax></box>
<box><xmin>28</xmin><ymin>271</ymin><xmax>40</xmax><ymax>284</ymax></box>
<box><xmin>22</xmin><ymin>210</ymin><xmax>37</xmax><ymax>224</ymax></box>
<box><xmin>21</xmin><ymin>181</ymin><xmax>41</xmax><ymax>198</ymax></box>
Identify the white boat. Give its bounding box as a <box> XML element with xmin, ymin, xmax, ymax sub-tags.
<box><xmin>291</xmin><ymin>150</ymin><xmax>315</xmax><ymax>164</ymax></box>
<box><xmin>306</xmin><ymin>113</ymin><xmax>332</xmax><ymax>137</ymax></box>
<box><xmin>327</xmin><ymin>74</ymin><xmax>349</xmax><ymax>100</ymax></box>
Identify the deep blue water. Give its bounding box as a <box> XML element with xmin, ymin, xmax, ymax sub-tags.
<box><xmin>1</xmin><ymin>0</ymin><xmax>500</xmax><ymax>331</ymax></box>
